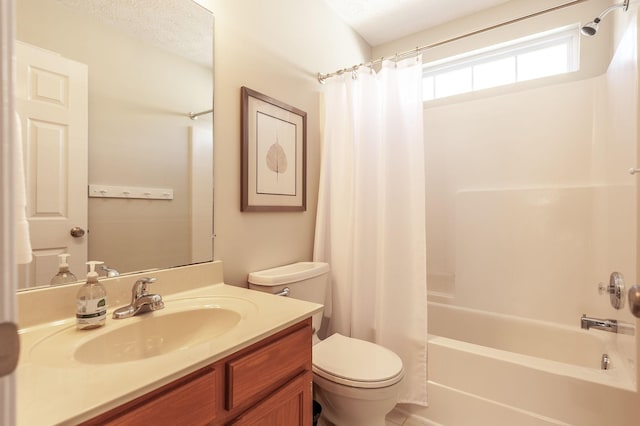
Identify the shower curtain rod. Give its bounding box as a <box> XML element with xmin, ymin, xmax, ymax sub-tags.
<box><xmin>317</xmin><ymin>0</ymin><xmax>588</xmax><ymax>84</ymax></box>
<box><xmin>188</xmin><ymin>108</ymin><xmax>213</xmax><ymax>120</ymax></box>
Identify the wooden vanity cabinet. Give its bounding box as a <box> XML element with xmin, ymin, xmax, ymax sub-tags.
<box><xmin>80</xmin><ymin>318</ymin><xmax>313</xmax><ymax>426</ymax></box>
<box><xmin>219</xmin><ymin>318</ymin><xmax>313</xmax><ymax>425</ymax></box>
<box><xmin>226</xmin><ymin>371</ymin><xmax>313</xmax><ymax>425</ymax></box>
<box><xmin>81</xmin><ymin>366</ymin><xmax>218</xmax><ymax>426</ymax></box>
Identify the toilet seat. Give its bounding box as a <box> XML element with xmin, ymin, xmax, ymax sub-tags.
<box><xmin>312</xmin><ymin>333</ymin><xmax>404</xmax><ymax>389</ymax></box>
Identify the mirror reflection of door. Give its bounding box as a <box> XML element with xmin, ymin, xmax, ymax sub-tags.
<box><xmin>16</xmin><ymin>41</ymin><xmax>88</xmax><ymax>288</ymax></box>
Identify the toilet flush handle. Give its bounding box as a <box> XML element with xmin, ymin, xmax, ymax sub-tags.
<box><xmin>274</xmin><ymin>287</ymin><xmax>290</xmax><ymax>297</ymax></box>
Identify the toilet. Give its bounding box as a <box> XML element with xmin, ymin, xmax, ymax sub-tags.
<box><xmin>248</xmin><ymin>262</ymin><xmax>404</xmax><ymax>426</ymax></box>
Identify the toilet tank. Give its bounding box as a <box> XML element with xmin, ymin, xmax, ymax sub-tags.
<box><xmin>248</xmin><ymin>262</ymin><xmax>330</xmax><ymax>306</ymax></box>
<box><xmin>248</xmin><ymin>262</ymin><xmax>329</xmax><ymax>342</ymax></box>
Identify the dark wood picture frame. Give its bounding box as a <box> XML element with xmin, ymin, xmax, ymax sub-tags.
<box><xmin>241</xmin><ymin>87</ymin><xmax>307</xmax><ymax>212</ymax></box>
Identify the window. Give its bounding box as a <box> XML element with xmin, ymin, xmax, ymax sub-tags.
<box><xmin>422</xmin><ymin>26</ymin><xmax>579</xmax><ymax>101</ymax></box>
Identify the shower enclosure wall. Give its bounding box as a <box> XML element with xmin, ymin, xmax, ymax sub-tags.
<box><xmin>380</xmin><ymin>1</ymin><xmax>640</xmax><ymax>424</ymax></box>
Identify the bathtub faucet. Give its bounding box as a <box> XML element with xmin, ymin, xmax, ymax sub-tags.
<box><xmin>581</xmin><ymin>314</ymin><xmax>618</xmax><ymax>333</ymax></box>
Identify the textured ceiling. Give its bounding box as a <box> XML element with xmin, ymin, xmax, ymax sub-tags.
<box><xmin>53</xmin><ymin>0</ymin><xmax>514</xmax><ymax>64</ymax></box>
<box><xmin>55</xmin><ymin>0</ymin><xmax>213</xmax><ymax>67</ymax></box>
<box><xmin>322</xmin><ymin>0</ymin><xmax>514</xmax><ymax>46</ymax></box>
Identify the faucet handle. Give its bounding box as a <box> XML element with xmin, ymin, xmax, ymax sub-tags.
<box><xmin>598</xmin><ymin>272</ymin><xmax>625</xmax><ymax>310</ymax></box>
<box><xmin>133</xmin><ymin>277</ymin><xmax>157</xmax><ymax>297</ymax></box>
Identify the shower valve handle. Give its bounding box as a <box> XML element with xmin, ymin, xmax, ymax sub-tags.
<box><xmin>629</xmin><ymin>168</ymin><xmax>640</xmax><ymax>175</ymax></box>
<box><xmin>599</xmin><ymin>272</ymin><xmax>624</xmax><ymax>310</ymax></box>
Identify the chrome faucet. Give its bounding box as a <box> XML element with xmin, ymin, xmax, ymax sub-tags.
<box><xmin>581</xmin><ymin>314</ymin><xmax>618</xmax><ymax>333</ymax></box>
<box><xmin>112</xmin><ymin>277</ymin><xmax>165</xmax><ymax>319</ymax></box>
<box><xmin>100</xmin><ymin>265</ymin><xmax>120</xmax><ymax>278</ymax></box>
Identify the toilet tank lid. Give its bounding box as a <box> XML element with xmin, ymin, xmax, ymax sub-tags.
<box><xmin>248</xmin><ymin>262</ymin><xmax>330</xmax><ymax>286</ymax></box>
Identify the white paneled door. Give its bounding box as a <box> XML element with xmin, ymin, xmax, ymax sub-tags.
<box><xmin>15</xmin><ymin>42</ymin><xmax>88</xmax><ymax>288</ymax></box>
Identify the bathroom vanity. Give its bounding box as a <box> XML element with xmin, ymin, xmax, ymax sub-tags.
<box><xmin>82</xmin><ymin>319</ymin><xmax>312</xmax><ymax>425</ymax></box>
<box><xmin>16</xmin><ymin>261</ymin><xmax>321</xmax><ymax>425</ymax></box>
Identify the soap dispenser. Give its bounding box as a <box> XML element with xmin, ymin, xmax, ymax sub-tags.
<box><xmin>50</xmin><ymin>253</ymin><xmax>78</xmax><ymax>285</ymax></box>
<box><xmin>76</xmin><ymin>261</ymin><xmax>107</xmax><ymax>330</ymax></box>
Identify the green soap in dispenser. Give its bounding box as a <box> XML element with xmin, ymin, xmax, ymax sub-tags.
<box><xmin>76</xmin><ymin>261</ymin><xmax>107</xmax><ymax>330</ymax></box>
<box><xmin>50</xmin><ymin>253</ymin><xmax>78</xmax><ymax>285</ymax></box>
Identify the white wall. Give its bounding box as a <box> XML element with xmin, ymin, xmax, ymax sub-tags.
<box><xmin>196</xmin><ymin>0</ymin><xmax>370</xmax><ymax>285</ymax></box>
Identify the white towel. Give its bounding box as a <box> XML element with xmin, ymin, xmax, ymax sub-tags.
<box><xmin>14</xmin><ymin>112</ymin><xmax>32</xmax><ymax>264</ymax></box>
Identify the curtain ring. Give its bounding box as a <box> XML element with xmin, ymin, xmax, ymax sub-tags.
<box><xmin>351</xmin><ymin>67</ymin><xmax>358</xmax><ymax>80</ymax></box>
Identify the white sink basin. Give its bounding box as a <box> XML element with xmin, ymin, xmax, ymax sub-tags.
<box><xmin>75</xmin><ymin>308</ymin><xmax>240</xmax><ymax>364</ymax></box>
<box><xmin>29</xmin><ymin>296</ymin><xmax>256</xmax><ymax>366</ymax></box>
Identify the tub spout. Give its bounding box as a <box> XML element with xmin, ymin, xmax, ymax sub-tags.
<box><xmin>581</xmin><ymin>314</ymin><xmax>618</xmax><ymax>333</ymax></box>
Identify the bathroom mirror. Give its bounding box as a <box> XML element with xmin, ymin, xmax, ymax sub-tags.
<box><xmin>15</xmin><ymin>0</ymin><xmax>214</xmax><ymax>290</ymax></box>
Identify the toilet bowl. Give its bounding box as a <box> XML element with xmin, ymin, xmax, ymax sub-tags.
<box><xmin>248</xmin><ymin>262</ymin><xmax>404</xmax><ymax>426</ymax></box>
<box><xmin>312</xmin><ymin>333</ymin><xmax>404</xmax><ymax>426</ymax></box>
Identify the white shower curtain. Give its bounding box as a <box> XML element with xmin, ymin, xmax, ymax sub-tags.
<box><xmin>314</xmin><ymin>57</ymin><xmax>427</xmax><ymax>405</ymax></box>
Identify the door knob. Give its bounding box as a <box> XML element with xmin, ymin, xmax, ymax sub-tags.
<box><xmin>0</xmin><ymin>322</ymin><xmax>19</xmax><ymax>377</ymax></box>
<box><xmin>70</xmin><ymin>227</ymin><xmax>86</xmax><ymax>238</ymax></box>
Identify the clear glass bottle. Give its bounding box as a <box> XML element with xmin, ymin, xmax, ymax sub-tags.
<box><xmin>76</xmin><ymin>261</ymin><xmax>107</xmax><ymax>330</ymax></box>
<box><xmin>50</xmin><ymin>253</ymin><xmax>78</xmax><ymax>285</ymax></box>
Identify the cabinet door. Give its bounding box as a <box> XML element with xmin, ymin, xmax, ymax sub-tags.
<box><xmin>227</xmin><ymin>371</ymin><xmax>312</xmax><ymax>426</ymax></box>
<box><xmin>81</xmin><ymin>367</ymin><xmax>217</xmax><ymax>426</ymax></box>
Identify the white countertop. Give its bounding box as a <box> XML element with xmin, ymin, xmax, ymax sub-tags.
<box><xmin>16</xmin><ymin>261</ymin><xmax>322</xmax><ymax>425</ymax></box>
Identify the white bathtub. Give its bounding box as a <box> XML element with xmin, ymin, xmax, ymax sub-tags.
<box><xmin>397</xmin><ymin>302</ymin><xmax>638</xmax><ymax>426</ymax></box>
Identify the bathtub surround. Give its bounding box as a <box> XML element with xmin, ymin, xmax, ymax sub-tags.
<box><xmin>420</xmin><ymin>9</ymin><xmax>638</xmax><ymax>343</ymax></box>
<box><xmin>314</xmin><ymin>57</ymin><xmax>427</xmax><ymax>405</ymax></box>
<box><xmin>364</xmin><ymin>1</ymin><xmax>639</xmax><ymax>424</ymax></box>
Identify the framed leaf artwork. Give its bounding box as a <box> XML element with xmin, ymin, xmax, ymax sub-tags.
<box><xmin>241</xmin><ymin>87</ymin><xmax>307</xmax><ymax>211</ymax></box>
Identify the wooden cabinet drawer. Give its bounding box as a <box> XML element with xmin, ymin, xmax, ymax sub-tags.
<box><xmin>225</xmin><ymin>320</ymin><xmax>311</xmax><ymax>411</ymax></box>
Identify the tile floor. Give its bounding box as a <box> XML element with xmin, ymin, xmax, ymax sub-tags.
<box><xmin>386</xmin><ymin>408</ymin><xmax>429</xmax><ymax>426</ymax></box>
<box><xmin>317</xmin><ymin>408</ymin><xmax>429</xmax><ymax>426</ymax></box>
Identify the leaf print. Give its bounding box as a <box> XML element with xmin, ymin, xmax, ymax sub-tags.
<box><xmin>266</xmin><ymin>142</ymin><xmax>288</xmax><ymax>174</ymax></box>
